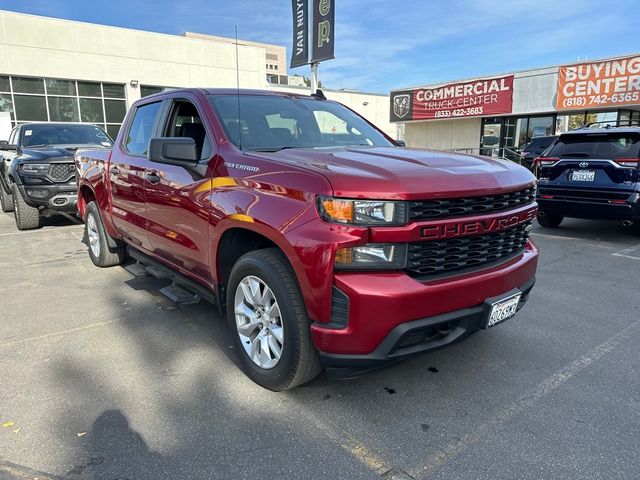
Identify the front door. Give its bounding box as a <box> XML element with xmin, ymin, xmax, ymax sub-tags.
<box><xmin>144</xmin><ymin>97</ymin><xmax>216</xmax><ymax>282</ymax></box>
<box><xmin>109</xmin><ymin>100</ymin><xmax>163</xmax><ymax>251</ymax></box>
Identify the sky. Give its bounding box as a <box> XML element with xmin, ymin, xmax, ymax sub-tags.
<box><xmin>1</xmin><ymin>0</ymin><xmax>638</xmax><ymax>93</ymax></box>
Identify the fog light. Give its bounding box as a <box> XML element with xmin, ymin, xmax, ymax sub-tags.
<box><xmin>335</xmin><ymin>244</ymin><xmax>407</xmax><ymax>270</ymax></box>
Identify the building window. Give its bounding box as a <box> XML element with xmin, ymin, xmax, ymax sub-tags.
<box><xmin>140</xmin><ymin>85</ymin><xmax>174</xmax><ymax>98</ymax></box>
<box><xmin>0</xmin><ymin>74</ymin><xmax>126</xmax><ymax>138</ymax></box>
<box><xmin>274</xmin><ymin>65</ymin><xmax>278</xmax><ymax>70</ymax></box>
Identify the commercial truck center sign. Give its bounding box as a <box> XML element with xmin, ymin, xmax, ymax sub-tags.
<box><xmin>390</xmin><ymin>75</ymin><xmax>514</xmax><ymax>122</ymax></box>
<box><xmin>556</xmin><ymin>54</ymin><xmax>640</xmax><ymax>110</ymax></box>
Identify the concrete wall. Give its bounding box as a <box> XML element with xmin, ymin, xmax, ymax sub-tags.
<box><xmin>0</xmin><ymin>10</ymin><xmax>269</xmax><ymax>105</ymax></box>
<box><xmin>404</xmin><ymin>118</ymin><xmax>481</xmax><ymax>150</ymax></box>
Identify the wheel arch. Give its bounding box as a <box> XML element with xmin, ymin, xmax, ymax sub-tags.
<box><xmin>214</xmin><ymin>223</ymin><xmax>313</xmax><ymax>315</ymax></box>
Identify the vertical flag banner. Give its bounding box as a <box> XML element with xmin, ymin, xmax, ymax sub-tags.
<box><xmin>290</xmin><ymin>0</ymin><xmax>309</xmax><ymax>68</ymax></box>
<box><xmin>311</xmin><ymin>0</ymin><xmax>335</xmax><ymax>63</ymax></box>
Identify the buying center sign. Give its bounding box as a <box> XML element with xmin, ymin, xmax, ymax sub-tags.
<box><xmin>556</xmin><ymin>54</ymin><xmax>640</xmax><ymax>110</ymax></box>
<box><xmin>390</xmin><ymin>75</ymin><xmax>514</xmax><ymax>122</ymax></box>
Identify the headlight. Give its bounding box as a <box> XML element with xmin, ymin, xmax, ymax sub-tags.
<box><xmin>335</xmin><ymin>244</ymin><xmax>407</xmax><ymax>270</ymax></box>
<box><xmin>19</xmin><ymin>163</ymin><xmax>49</xmax><ymax>175</ymax></box>
<box><xmin>318</xmin><ymin>196</ymin><xmax>407</xmax><ymax>225</ymax></box>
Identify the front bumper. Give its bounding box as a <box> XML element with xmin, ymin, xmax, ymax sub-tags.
<box><xmin>311</xmin><ymin>241</ymin><xmax>538</xmax><ymax>370</ymax></box>
<box><xmin>16</xmin><ymin>182</ymin><xmax>78</xmax><ymax>211</ymax></box>
<box><xmin>320</xmin><ymin>276</ymin><xmax>535</xmax><ymax>377</ymax></box>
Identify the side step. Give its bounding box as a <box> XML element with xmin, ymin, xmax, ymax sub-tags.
<box><xmin>126</xmin><ymin>247</ymin><xmax>218</xmax><ymax>306</ymax></box>
<box><xmin>159</xmin><ymin>283</ymin><xmax>201</xmax><ymax>305</ymax></box>
<box><xmin>124</xmin><ymin>262</ymin><xmax>149</xmax><ymax>277</ymax></box>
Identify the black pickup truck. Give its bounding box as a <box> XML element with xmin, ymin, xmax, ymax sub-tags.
<box><xmin>0</xmin><ymin>123</ymin><xmax>112</xmax><ymax>229</ymax></box>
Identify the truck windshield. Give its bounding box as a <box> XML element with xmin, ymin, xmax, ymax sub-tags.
<box><xmin>208</xmin><ymin>94</ymin><xmax>393</xmax><ymax>151</ymax></box>
<box><xmin>547</xmin><ymin>133</ymin><xmax>640</xmax><ymax>160</ymax></box>
<box><xmin>21</xmin><ymin>124</ymin><xmax>112</xmax><ymax>148</ymax></box>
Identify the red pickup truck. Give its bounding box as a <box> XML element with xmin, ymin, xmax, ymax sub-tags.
<box><xmin>76</xmin><ymin>88</ymin><xmax>538</xmax><ymax>390</ymax></box>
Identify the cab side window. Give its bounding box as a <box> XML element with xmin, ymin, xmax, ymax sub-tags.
<box><xmin>124</xmin><ymin>102</ymin><xmax>162</xmax><ymax>156</ymax></box>
<box><xmin>164</xmin><ymin>100</ymin><xmax>212</xmax><ymax>161</ymax></box>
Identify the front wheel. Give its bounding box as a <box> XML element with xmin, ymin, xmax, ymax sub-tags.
<box><xmin>537</xmin><ymin>212</ymin><xmax>563</xmax><ymax>228</ymax></box>
<box><xmin>227</xmin><ymin>248</ymin><xmax>322</xmax><ymax>391</ymax></box>
<box><xmin>84</xmin><ymin>201</ymin><xmax>125</xmax><ymax>267</ymax></box>
<box><xmin>11</xmin><ymin>184</ymin><xmax>40</xmax><ymax>230</ymax></box>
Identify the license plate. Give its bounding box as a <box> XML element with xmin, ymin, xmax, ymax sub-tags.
<box><xmin>487</xmin><ymin>293</ymin><xmax>522</xmax><ymax>327</ymax></box>
<box><xmin>571</xmin><ymin>170</ymin><xmax>595</xmax><ymax>182</ymax></box>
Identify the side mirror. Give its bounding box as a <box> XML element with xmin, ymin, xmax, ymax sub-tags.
<box><xmin>0</xmin><ymin>141</ymin><xmax>17</xmax><ymax>151</ymax></box>
<box><xmin>148</xmin><ymin>137</ymin><xmax>198</xmax><ymax>166</ymax></box>
<box><xmin>395</xmin><ymin>139</ymin><xmax>406</xmax><ymax>147</ymax></box>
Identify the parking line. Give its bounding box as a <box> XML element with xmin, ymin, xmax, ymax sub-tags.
<box><xmin>530</xmin><ymin>232</ymin><xmax>584</xmax><ymax>241</ymax></box>
<box><xmin>611</xmin><ymin>244</ymin><xmax>640</xmax><ymax>260</ymax></box>
<box><xmin>409</xmin><ymin>318</ymin><xmax>640</xmax><ymax>479</ymax></box>
<box><xmin>0</xmin><ymin>319</ymin><xmax>121</xmax><ymax>348</ymax></box>
<box><xmin>0</xmin><ymin>460</ymin><xmax>58</xmax><ymax>479</ymax></box>
<box><xmin>0</xmin><ymin>225</ymin><xmax>83</xmax><ymax>237</ymax></box>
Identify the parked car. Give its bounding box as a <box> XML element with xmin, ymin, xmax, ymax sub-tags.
<box><xmin>76</xmin><ymin>88</ymin><xmax>539</xmax><ymax>390</ymax></box>
<box><xmin>535</xmin><ymin>126</ymin><xmax>640</xmax><ymax>228</ymax></box>
<box><xmin>0</xmin><ymin>123</ymin><xmax>112</xmax><ymax>229</ymax></box>
<box><xmin>520</xmin><ymin>135</ymin><xmax>557</xmax><ymax>170</ymax></box>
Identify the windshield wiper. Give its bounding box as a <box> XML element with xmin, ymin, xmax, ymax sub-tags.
<box><xmin>253</xmin><ymin>146</ymin><xmax>300</xmax><ymax>152</ymax></box>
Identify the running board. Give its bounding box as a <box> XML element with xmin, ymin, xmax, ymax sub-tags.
<box><xmin>126</xmin><ymin>248</ymin><xmax>218</xmax><ymax>306</ymax></box>
<box><xmin>160</xmin><ymin>283</ymin><xmax>201</xmax><ymax>305</ymax></box>
<box><xmin>124</xmin><ymin>262</ymin><xmax>148</xmax><ymax>277</ymax></box>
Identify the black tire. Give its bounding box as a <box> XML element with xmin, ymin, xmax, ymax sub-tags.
<box><xmin>84</xmin><ymin>201</ymin><xmax>125</xmax><ymax>267</ymax></box>
<box><xmin>537</xmin><ymin>212</ymin><xmax>563</xmax><ymax>228</ymax></box>
<box><xmin>11</xmin><ymin>183</ymin><xmax>40</xmax><ymax>230</ymax></box>
<box><xmin>226</xmin><ymin>248</ymin><xmax>322</xmax><ymax>391</ymax></box>
<box><xmin>0</xmin><ymin>183</ymin><xmax>13</xmax><ymax>213</ymax></box>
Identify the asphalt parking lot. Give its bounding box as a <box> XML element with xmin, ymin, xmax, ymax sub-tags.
<box><xmin>0</xmin><ymin>211</ymin><xmax>639</xmax><ymax>480</ymax></box>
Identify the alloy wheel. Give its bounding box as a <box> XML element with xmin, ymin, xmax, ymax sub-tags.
<box><xmin>86</xmin><ymin>213</ymin><xmax>101</xmax><ymax>258</ymax></box>
<box><xmin>234</xmin><ymin>275</ymin><xmax>284</xmax><ymax>369</ymax></box>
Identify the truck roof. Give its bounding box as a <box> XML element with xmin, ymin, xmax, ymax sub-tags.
<box><xmin>563</xmin><ymin>126</ymin><xmax>640</xmax><ymax>135</ymax></box>
<box><xmin>142</xmin><ymin>87</ymin><xmax>320</xmax><ymax>100</ymax></box>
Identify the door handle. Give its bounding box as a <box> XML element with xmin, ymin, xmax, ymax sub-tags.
<box><xmin>145</xmin><ymin>172</ymin><xmax>161</xmax><ymax>184</ymax></box>
<box><xmin>110</xmin><ymin>167</ymin><xmax>121</xmax><ymax>175</ymax></box>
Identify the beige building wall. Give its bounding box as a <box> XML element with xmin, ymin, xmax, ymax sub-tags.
<box><xmin>404</xmin><ymin>118</ymin><xmax>481</xmax><ymax>150</ymax></box>
<box><xmin>0</xmin><ymin>10</ymin><xmax>268</xmax><ymax>105</ymax></box>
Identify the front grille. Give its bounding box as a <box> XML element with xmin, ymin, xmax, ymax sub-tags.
<box><xmin>409</xmin><ymin>187</ymin><xmax>535</xmax><ymax>222</ymax></box>
<box><xmin>405</xmin><ymin>223</ymin><xmax>531</xmax><ymax>278</ymax></box>
<box><xmin>538</xmin><ymin>188</ymin><xmax>630</xmax><ymax>204</ymax></box>
<box><xmin>48</xmin><ymin>163</ymin><xmax>75</xmax><ymax>181</ymax></box>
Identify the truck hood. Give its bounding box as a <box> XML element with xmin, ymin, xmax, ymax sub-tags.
<box><xmin>19</xmin><ymin>145</ymin><xmax>108</xmax><ymax>162</ymax></box>
<box><xmin>252</xmin><ymin>146</ymin><xmax>536</xmax><ymax>200</ymax></box>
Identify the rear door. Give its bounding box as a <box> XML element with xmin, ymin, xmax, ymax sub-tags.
<box><xmin>143</xmin><ymin>94</ymin><xmax>217</xmax><ymax>282</ymax></box>
<box><xmin>541</xmin><ymin>132</ymin><xmax>640</xmax><ymax>192</ymax></box>
<box><xmin>109</xmin><ymin>100</ymin><xmax>163</xmax><ymax>251</ymax></box>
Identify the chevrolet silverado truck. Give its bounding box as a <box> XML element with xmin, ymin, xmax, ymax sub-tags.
<box><xmin>75</xmin><ymin>88</ymin><xmax>539</xmax><ymax>390</ymax></box>
<box><xmin>0</xmin><ymin>123</ymin><xmax>112</xmax><ymax>229</ymax></box>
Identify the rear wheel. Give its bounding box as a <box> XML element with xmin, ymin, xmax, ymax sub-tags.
<box><xmin>227</xmin><ymin>248</ymin><xmax>322</xmax><ymax>391</ymax></box>
<box><xmin>537</xmin><ymin>212</ymin><xmax>563</xmax><ymax>228</ymax></box>
<box><xmin>84</xmin><ymin>201</ymin><xmax>124</xmax><ymax>267</ymax></box>
<box><xmin>0</xmin><ymin>184</ymin><xmax>13</xmax><ymax>213</ymax></box>
<box><xmin>11</xmin><ymin>184</ymin><xmax>40</xmax><ymax>230</ymax></box>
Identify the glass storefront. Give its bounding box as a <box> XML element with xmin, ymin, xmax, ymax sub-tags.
<box><xmin>0</xmin><ymin>75</ymin><xmax>126</xmax><ymax>140</ymax></box>
<box><xmin>481</xmin><ymin>109</ymin><xmax>638</xmax><ymax>156</ymax></box>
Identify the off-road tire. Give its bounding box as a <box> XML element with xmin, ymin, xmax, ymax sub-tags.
<box><xmin>0</xmin><ymin>184</ymin><xmax>13</xmax><ymax>213</ymax></box>
<box><xmin>537</xmin><ymin>212</ymin><xmax>563</xmax><ymax>228</ymax></box>
<box><xmin>11</xmin><ymin>184</ymin><xmax>40</xmax><ymax>230</ymax></box>
<box><xmin>227</xmin><ymin>248</ymin><xmax>322</xmax><ymax>391</ymax></box>
<box><xmin>84</xmin><ymin>201</ymin><xmax>125</xmax><ymax>267</ymax></box>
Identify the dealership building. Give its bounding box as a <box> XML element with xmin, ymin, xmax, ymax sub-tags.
<box><xmin>0</xmin><ymin>9</ymin><xmax>393</xmax><ymax>140</ymax></box>
<box><xmin>391</xmin><ymin>53</ymin><xmax>640</xmax><ymax>154</ymax></box>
